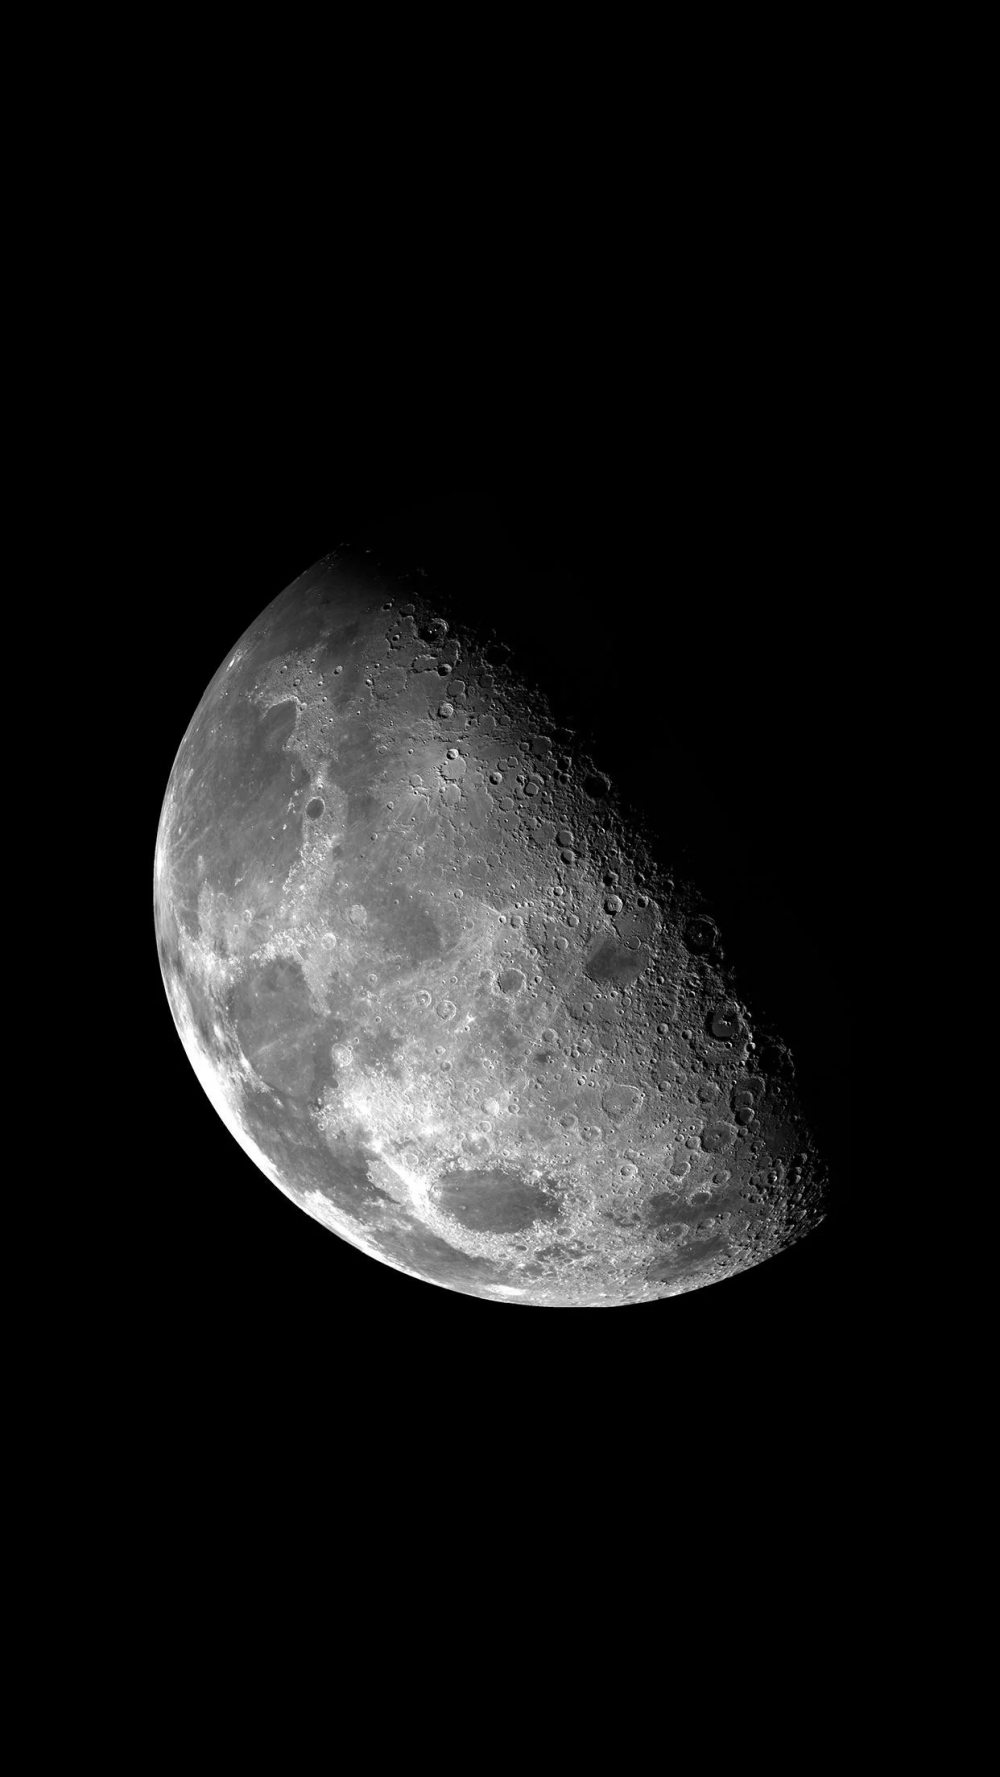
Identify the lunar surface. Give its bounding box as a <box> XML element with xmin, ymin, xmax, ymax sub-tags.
<box><xmin>154</xmin><ymin>546</ymin><xmax>827</xmax><ymax>1305</ymax></box>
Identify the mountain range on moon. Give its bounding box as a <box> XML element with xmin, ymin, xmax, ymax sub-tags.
<box><xmin>154</xmin><ymin>541</ymin><xmax>830</xmax><ymax>1306</ymax></box>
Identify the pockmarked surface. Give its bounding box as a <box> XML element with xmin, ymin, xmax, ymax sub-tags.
<box><xmin>154</xmin><ymin>551</ymin><xmax>827</xmax><ymax>1305</ymax></box>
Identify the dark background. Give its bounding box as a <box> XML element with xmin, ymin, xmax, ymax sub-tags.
<box><xmin>137</xmin><ymin>397</ymin><xmax>856</xmax><ymax>1423</ymax></box>
<box><xmin>41</xmin><ymin>63</ymin><xmax>877</xmax><ymax>1636</ymax></box>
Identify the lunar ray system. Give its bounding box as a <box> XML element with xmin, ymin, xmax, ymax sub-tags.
<box><xmin>154</xmin><ymin>546</ymin><xmax>828</xmax><ymax>1305</ymax></box>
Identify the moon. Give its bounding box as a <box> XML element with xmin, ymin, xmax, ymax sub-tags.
<box><xmin>154</xmin><ymin>544</ymin><xmax>828</xmax><ymax>1305</ymax></box>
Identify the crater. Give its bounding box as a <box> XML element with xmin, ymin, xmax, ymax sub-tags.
<box><xmin>585</xmin><ymin>938</ymin><xmax>649</xmax><ymax>987</ymax></box>
<box><xmin>708</xmin><ymin>1004</ymin><xmax>742</xmax><ymax>1041</ymax></box>
<box><xmin>646</xmin><ymin>1234</ymin><xmax>730</xmax><ymax>1283</ymax></box>
<box><xmin>646</xmin><ymin>1193</ymin><xmax>692</xmax><ymax>1230</ymax></box>
<box><xmin>700</xmin><ymin>1123</ymin><xmax>737</xmax><ymax>1153</ymax></box>
<box><xmin>497</xmin><ymin>969</ymin><xmax>525</xmax><ymax>994</ymax></box>
<box><xmin>435</xmin><ymin>1169</ymin><xmax>563</xmax><ymax>1234</ymax></box>
<box><xmin>685</xmin><ymin>917</ymin><xmax>718</xmax><ymax>952</ymax></box>
<box><xmin>601</xmin><ymin>1083</ymin><xmax>645</xmax><ymax>1120</ymax></box>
